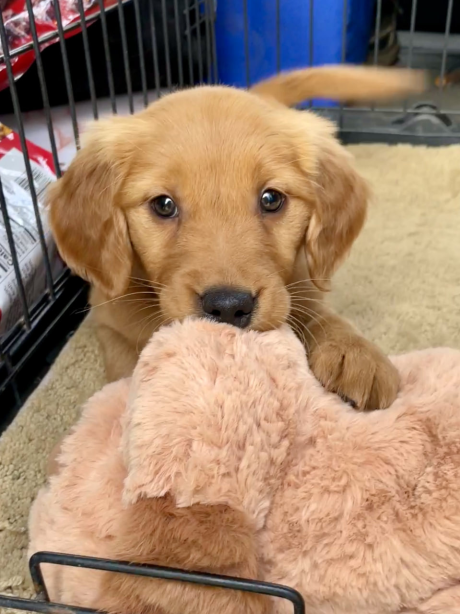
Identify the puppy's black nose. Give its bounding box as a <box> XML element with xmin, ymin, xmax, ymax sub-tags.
<box><xmin>201</xmin><ymin>288</ymin><xmax>255</xmax><ymax>329</ymax></box>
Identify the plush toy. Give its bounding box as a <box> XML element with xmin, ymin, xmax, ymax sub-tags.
<box><xmin>29</xmin><ymin>319</ymin><xmax>460</xmax><ymax>614</ymax></box>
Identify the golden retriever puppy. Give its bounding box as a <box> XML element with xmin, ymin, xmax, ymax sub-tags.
<box><xmin>48</xmin><ymin>65</ymin><xmax>425</xmax><ymax>410</ymax></box>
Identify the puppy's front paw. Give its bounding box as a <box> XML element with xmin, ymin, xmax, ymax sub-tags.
<box><xmin>309</xmin><ymin>336</ymin><xmax>399</xmax><ymax>410</ymax></box>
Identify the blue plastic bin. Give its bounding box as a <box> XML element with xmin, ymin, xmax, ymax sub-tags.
<box><xmin>215</xmin><ymin>0</ymin><xmax>375</xmax><ymax>102</ymax></box>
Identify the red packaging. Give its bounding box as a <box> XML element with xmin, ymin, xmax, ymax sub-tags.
<box><xmin>0</xmin><ymin>122</ymin><xmax>63</xmax><ymax>336</ymax></box>
<box><xmin>0</xmin><ymin>0</ymin><xmax>115</xmax><ymax>92</ymax></box>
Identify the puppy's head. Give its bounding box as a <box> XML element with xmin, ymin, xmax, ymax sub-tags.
<box><xmin>48</xmin><ymin>79</ymin><xmax>369</xmax><ymax>330</ymax></box>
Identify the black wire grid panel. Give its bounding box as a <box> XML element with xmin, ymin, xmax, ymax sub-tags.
<box><xmin>0</xmin><ymin>552</ymin><xmax>306</xmax><ymax>614</ymax></box>
<box><xmin>0</xmin><ymin>0</ymin><xmax>217</xmax><ymax>429</ymax></box>
<box><xmin>0</xmin><ymin>0</ymin><xmax>459</xmax><ymax>418</ymax></box>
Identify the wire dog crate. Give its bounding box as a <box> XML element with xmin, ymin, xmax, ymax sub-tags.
<box><xmin>0</xmin><ymin>0</ymin><xmax>459</xmax><ymax>611</ymax></box>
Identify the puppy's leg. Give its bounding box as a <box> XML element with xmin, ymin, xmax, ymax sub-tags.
<box><xmin>303</xmin><ymin>304</ymin><xmax>399</xmax><ymax>410</ymax></box>
<box><xmin>97</xmin><ymin>325</ymin><xmax>139</xmax><ymax>382</ymax></box>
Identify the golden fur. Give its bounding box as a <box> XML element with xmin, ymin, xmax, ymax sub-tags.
<box><xmin>48</xmin><ymin>66</ymin><xmax>425</xmax><ymax>409</ymax></box>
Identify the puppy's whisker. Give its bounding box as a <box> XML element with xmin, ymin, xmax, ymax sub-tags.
<box><xmin>290</xmin><ymin>299</ymin><xmax>325</xmax><ymax>308</ymax></box>
<box><xmin>131</xmin><ymin>308</ymin><xmax>166</xmax><ymax>330</ymax></box>
<box><xmin>286</xmin><ymin>277</ymin><xmax>331</xmax><ymax>289</ymax></box>
<box><xmin>290</xmin><ymin>302</ymin><xmax>329</xmax><ymax>320</ymax></box>
<box><xmin>287</xmin><ymin>314</ymin><xmax>308</xmax><ymax>349</ymax></box>
<box><xmin>135</xmin><ymin>312</ymin><xmax>170</xmax><ymax>353</ymax></box>
<box><xmin>289</xmin><ymin>313</ymin><xmax>322</xmax><ymax>356</ymax></box>
<box><xmin>291</xmin><ymin>306</ymin><xmax>328</xmax><ymax>337</ymax></box>
<box><xmin>90</xmin><ymin>291</ymin><xmax>159</xmax><ymax>310</ymax></box>
<box><xmin>128</xmin><ymin>275</ymin><xmax>167</xmax><ymax>289</ymax></box>
<box><xmin>263</xmin><ymin>268</ymin><xmax>288</xmax><ymax>281</ymax></box>
<box><xmin>289</xmin><ymin>293</ymin><xmax>324</xmax><ymax>302</ymax></box>
<box><xmin>129</xmin><ymin>303</ymin><xmax>163</xmax><ymax>318</ymax></box>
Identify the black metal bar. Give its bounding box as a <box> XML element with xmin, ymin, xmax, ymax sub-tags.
<box><xmin>0</xmin><ymin>9</ymin><xmax>55</xmax><ymax>298</ymax></box>
<box><xmin>173</xmin><ymin>0</ymin><xmax>184</xmax><ymax>87</ymax></box>
<box><xmin>308</xmin><ymin>0</ymin><xmax>314</xmax><ymax>107</ymax></box>
<box><xmin>0</xmin><ymin>595</ymin><xmax>97</xmax><ymax>614</ymax></box>
<box><xmin>439</xmin><ymin>0</ymin><xmax>454</xmax><ymax>103</ymax></box>
<box><xmin>339</xmin><ymin>130</ymin><xmax>460</xmax><ymax>146</ymax></box>
<box><xmin>29</xmin><ymin>552</ymin><xmax>306</xmax><ymax>614</ymax></box>
<box><xmin>0</xmin><ymin>266</ymin><xmax>72</xmax><ymax>355</ymax></box>
<box><xmin>133</xmin><ymin>0</ymin><xmax>149</xmax><ymax>107</ymax></box>
<box><xmin>3</xmin><ymin>353</ymin><xmax>21</xmax><ymax>407</ymax></box>
<box><xmin>210</xmin><ymin>0</ymin><xmax>218</xmax><ymax>83</ymax></box>
<box><xmin>204</xmin><ymin>0</ymin><xmax>212</xmax><ymax>83</ymax></box>
<box><xmin>117</xmin><ymin>0</ymin><xmax>134</xmax><ymax>113</ymax></box>
<box><xmin>185</xmin><ymin>0</ymin><xmax>194</xmax><ymax>83</ymax></box>
<box><xmin>315</xmin><ymin>105</ymin><xmax>460</xmax><ymax>115</ymax></box>
<box><xmin>24</xmin><ymin>0</ymin><xmax>61</xmax><ymax>176</ymax></box>
<box><xmin>0</xmin><ymin>177</ymin><xmax>30</xmax><ymax>328</ymax></box>
<box><xmin>403</xmin><ymin>0</ymin><xmax>418</xmax><ymax>112</ymax></box>
<box><xmin>97</xmin><ymin>0</ymin><xmax>117</xmax><ymax>114</ymax></box>
<box><xmin>194</xmin><ymin>0</ymin><xmax>203</xmax><ymax>83</ymax></box>
<box><xmin>53</xmin><ymin>0</ymin><xmax>79</xmax><ymax>147</ymax></box>
<box><xmin>339</xmin><ymin>0</ymin><xmax>348</xmax><ymax>128</ymax></box>
<box><xmin>76</xmin><ymin>0</ymin><xmax>98</xmax><ymax>120</ymax></box>
<box><xmin>161</xmin><ymin>0</ymin><xmax>172</xmax><ymax>90</ymax></box>
<box><xmin>406</xmin><ymin>0</ymin><xmax>418</xmax><ymax>69</ymax></box>
<box><xmin>373</xmin><ymin>0</ymin><xmax>383</xmax><ymax>66</ymax></box>
<box><xmin>29</xmin><ymin>553</ymin><xmax>49</xmax><ymax>601</ymax></box>
<box><xmin>371</xmin><ymin>0</ymin><xmax>383</xmax><ymax>113</ymax></box>
<box><xmin>276</xmin><ymin>0</ymin><xmax>280</xmax><ymax>73</ymax></box>
<box><xmin>149</xmin><ymin>0</ymin><xmax>161</xmax><ymax>99</ymax></box>
<box><xmin>243</xmin><ymin>0</ymin><xmax>250</xmax><ymax>86</ymax></box>
<box><xmin>0</xmin><ymin>278</ymin><xmax>88</xmax><ymax>395</ymax></box>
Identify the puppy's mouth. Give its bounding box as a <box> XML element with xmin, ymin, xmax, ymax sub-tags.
<box><xmin>198</xmin><ymin>286</ymin><xmax>258</xmax><ymax>330</ymax></box>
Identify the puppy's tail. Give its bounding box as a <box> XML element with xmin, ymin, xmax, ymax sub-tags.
<box><xmin>250</xmin><ymin>65</ymin><xmax>427</xmax><ymax>106</ymax></box>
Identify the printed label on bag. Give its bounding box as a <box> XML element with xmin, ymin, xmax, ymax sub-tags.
<box><xmin>0</xmin><ymin>130</ymin><xmax>63</xmax><ymax>337</ymax></box>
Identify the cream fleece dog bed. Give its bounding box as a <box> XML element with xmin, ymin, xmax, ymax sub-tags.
<box><xmin>1</xmin><ymin>144</ymin><xmax>460</xmax><ymax>608</ymax></box>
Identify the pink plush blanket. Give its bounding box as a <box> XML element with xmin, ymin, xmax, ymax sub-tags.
<box><xmin>29</xmin><ymin>319</ymin><xmax>460</xmax><ymax>614</ymax></box>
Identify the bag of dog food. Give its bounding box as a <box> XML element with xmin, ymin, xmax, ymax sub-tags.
<box><xmin>0</xmin><ymin>122</ymin><xmax>63</xmax><ymax>337</ymax></box>
<box><xmin>0</xmin><ymin>0</ymin><xmax>115</xmax><ymax>91</ymax></box>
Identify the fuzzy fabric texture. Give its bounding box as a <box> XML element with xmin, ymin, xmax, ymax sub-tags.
<box><xmin>29</xmin><ymin>318</ymin><xmax>460</xmax><ymax>614</ymax></box>
<box><xmin>1</xmin><ymin>144</ymin><xmax>460</xmax><ymax>608</ymax></box>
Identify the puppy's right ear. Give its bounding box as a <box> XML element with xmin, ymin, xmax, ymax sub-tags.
<box><xmin>48</xmin><ymin>117</ymin><xmax>135</xmax><ymax>297</ymax></box>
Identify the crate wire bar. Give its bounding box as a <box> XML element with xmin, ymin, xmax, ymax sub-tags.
<box><xmin>0</xmin><ymin>551</ymin><xmax>306</xmax><ymax>614</ymax></box>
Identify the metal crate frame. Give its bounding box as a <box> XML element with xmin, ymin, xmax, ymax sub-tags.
<box><xmin>0</xmin><ymin>552</ymin><xmax>306</xmax><ymax>614</ymax></box>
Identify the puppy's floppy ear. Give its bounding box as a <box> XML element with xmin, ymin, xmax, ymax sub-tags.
<box><xmin>48</xmin><ymin>117</ymin><xmax>135</xmax><ymax>297</ymax></box>
<box><xmin>305</xmin><ymin>137</ymin><xmax>369</xmax><ymax>291</ymax></box>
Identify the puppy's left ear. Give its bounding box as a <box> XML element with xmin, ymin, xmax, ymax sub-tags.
<box><xmin>47</xmin><ymin>116</ymin><xmax>136</xmax><ymax>298</ymax></box>
<box><xmin>305</xmin><ymin>138</ymin><xmax>369</xmax><ymax>291</ymax></box>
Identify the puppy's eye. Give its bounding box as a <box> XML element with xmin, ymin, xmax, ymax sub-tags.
<box><xmin>260</xmin><ymin>189</ymin><xmax>285</xmax><ymax>213</ymax></box>
<box><xmin>150</xmin><ymin>195</ymin><xmax>178</xmax><ymax>219</ymax></box>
